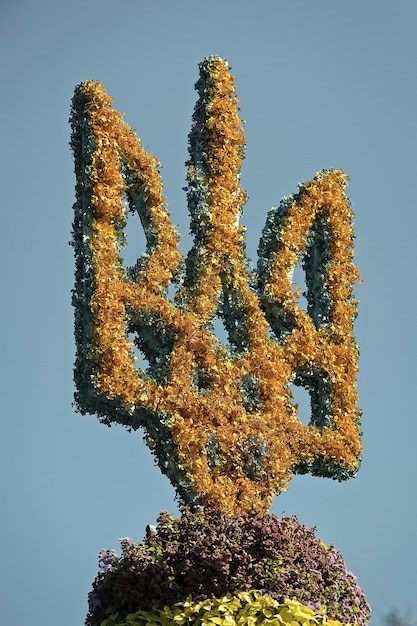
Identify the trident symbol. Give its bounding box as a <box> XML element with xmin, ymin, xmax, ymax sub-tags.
<box><xmin>70</xmin><ymin>56</ymin><xmax>362</xmax><ymax>514</ymax></box>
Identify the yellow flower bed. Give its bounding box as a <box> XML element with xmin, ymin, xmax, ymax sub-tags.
<box><xmin>100</xmin><ymin>591</ymin><xmax>354</xmax><ymax>626</ymax></box>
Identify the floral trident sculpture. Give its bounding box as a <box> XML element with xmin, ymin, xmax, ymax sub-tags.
<box><xmin>70</xmin><ymin>56</ymin><xmax>362</xmax><ymax>515</ymax></box>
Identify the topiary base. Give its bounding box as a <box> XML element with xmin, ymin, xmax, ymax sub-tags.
<box><xmin>86</xmin><ymin>507</ymin><xmax>370</xmax><ymax>626</ymax></box>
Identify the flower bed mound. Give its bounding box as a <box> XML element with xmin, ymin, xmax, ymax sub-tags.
<box><xmin>87</xmin><ymin>506</ymin><xmax>370</xmax><ymax>626</ymax></box>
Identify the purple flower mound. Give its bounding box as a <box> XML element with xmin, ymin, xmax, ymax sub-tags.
<box><xmin>86</xmin><ymin>506</ymin><xmax>370</xmax><ymax>626</ymax></box>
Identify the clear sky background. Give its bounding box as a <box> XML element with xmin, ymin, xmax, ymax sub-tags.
<box><xmin>1</xmin><ymin>1</ymin><xmax>416</xmax><ymax>625</ymax></box>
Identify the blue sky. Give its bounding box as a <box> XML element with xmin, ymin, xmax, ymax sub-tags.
<box><xmin>1</xmin><ymin>1</ymin><xmax>416</xmax><ymax>624</ymax></box>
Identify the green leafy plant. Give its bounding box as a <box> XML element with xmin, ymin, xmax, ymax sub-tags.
<box><xmin>100</xmin><ymin>591</ymin><xmax>351</xmax><ymax>626</ymax></box>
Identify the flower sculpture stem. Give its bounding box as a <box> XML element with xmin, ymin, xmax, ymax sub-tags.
<box><xmin>70</xmin><ymin>56</ymin><xmax>362</xmax><ymax>514</ymax></box>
